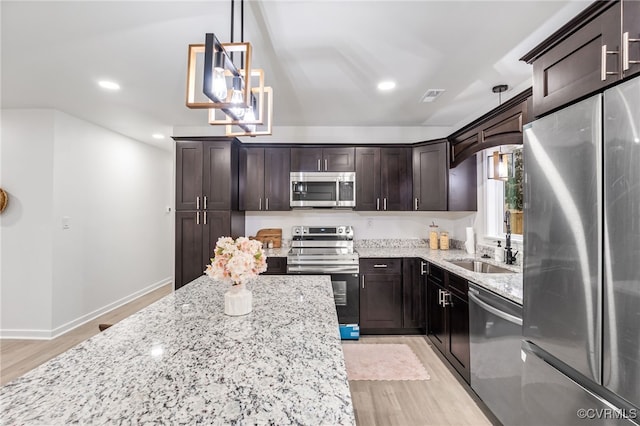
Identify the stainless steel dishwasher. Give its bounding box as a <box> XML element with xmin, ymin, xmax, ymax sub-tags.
<box><xmin>469</xmin><ymin>283</ymin><xmax>523</xmax><ymax>426</ymax></box>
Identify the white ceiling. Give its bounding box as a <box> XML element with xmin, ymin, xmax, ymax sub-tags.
<box><xmin>1</xmin><ymin>0</ymin><xmax>591</xmax><ymax>150</ymax></box>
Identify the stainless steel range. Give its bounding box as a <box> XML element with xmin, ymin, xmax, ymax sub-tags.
<box><xmin>287</xmin><ymin>226</ymin><xmax>359</xmax><ymax>324</ymax></box>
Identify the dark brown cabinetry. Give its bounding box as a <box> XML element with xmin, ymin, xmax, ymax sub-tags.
<box><xmin>355</xmin><ymin>147</ymin><xmax>412</xmax><ymax>211</ymax></box>
<box><xmin>264</xmin><ymin>256</ymin><xmax>287</xmax><ymax>275</ymax></box>
<box><xmin>240</xmin><ymin>147</ymin><xmax>290</xmax><ymax>211</ymax></box>
<box><xmin>413</xmin><ymin>141</ymin><xmax>448</xmax><ymax>211</ymax></box>
<box><xmin>448</xmin><ymin>155</ymin><xmax>477</xmax><ymax>211</ymax></box>
<box><xmin>360</xmin><ymin>258</ymin><xmax>403</xmax><ymax>330</ymax></box>
<box><xmin>174</xmin><ymin>138</ymin><xmax>245</xmax><ymax>290</ymax></box>
<box><xmin>360</xmin><ymin>258</ymin><xmax>426</xmax><ymax>333</ymax></box>
<box><xmin>426</xmin><ymin>263</ymin><xmax>470</xmax><ymax>383</ymax></box>
<box><xmin>290</xmin><ymin>147</ymin><xmax>355</xmax><ymax>172</ymax></box>
<box><xmin>522</xmin><ymin>1</ymin><xmax>640</xmax><ymax>118</ymax></box>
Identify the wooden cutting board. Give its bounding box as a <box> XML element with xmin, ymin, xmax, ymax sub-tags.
<box><xmin>253</xmin><ymin>228</ymin><xmax>282</xmax><ymax>248</ymax></box>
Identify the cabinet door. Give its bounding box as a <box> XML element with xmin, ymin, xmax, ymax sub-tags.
<box><xmin>355</xmin><ymin>147</ymin><xmax>381</xmax><ymax>211</ymax></box>
<box><xmin>427</xmin><ymin>278</ymin><xmax>447</xmax><ymax>354</ymax></box>
<box><xmin>531</xmin><ymin>4</ymin><xmax>621</xmax><ymax>117</ymax></box>
<box><xmin>240</xmin><ymin>147</ymin><xmax>265</xmax><ymax>211</ymax></box>
<box><xmin>360</xmin><ymin>273</ymin><xmax>403</xmax><ymax>329</ymax></box>
<box><xmin>176</xmin><ymin>141</ymin><xmax>203</xmax><ymax>211</ymax></box>
<box><xmin>175</xmin><ymin>211</ymin><xmax>205</xmax><ymax>289</ymax></box>
<box><xmin>203</xmin><ymin>142</ymin><xmax>231</xmax><ymax>210</ymax></box>
<box><xmin>448</xmin><ymin>292</ymin><xmax>470</xmax><ymax>383</ymax></box>
<box><xmin>403</xmin><ymin>258</ymin><xmax>426</xmax><ymax>330</ymax></box>
<box><xmin>381</xmin><ymin>147</ymin><xmax>412</xmax><ymax>211</ymax></box>
<box><xmin>323</xmin><ymin>147</ymin><xmax>355</xmax><ymax>171</ymax></box>
<box><xmin>290</xmin><ymin>147</ymin><xmax>322</xmax><ymax>172</ymax></box>
<box><xmin>623</xmin><ymin>0</ymin><xmax>640</xmax><ymax>78</ymax></box>
<box><xmin>203</xmin><ymin>211</ymin><xmax>231</xmax><ymax>267</ymax></box>
<box><xmin>264</xmin><ymin>148</ymin><xmax>291</xmax><ymax>211</ymax></box>
<box><xmin>448</xmin><ymin>154</ymin><xmax>477</xmax><ymax>211</ymax></box>
<box><xmin>264</xmin><ymin>257</ymin><xmax>287</xmax><ymax>275</ymax></box>
<box><xmin>413</xmin><ymin>142</ymin><xmax>448</xmax><ymax>211</ymax></box>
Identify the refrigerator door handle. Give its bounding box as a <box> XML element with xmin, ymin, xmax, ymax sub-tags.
<box><xmin>469</xmin><ymin>292</ymin><xmax>523</xmax><ymax>326</ymax></box>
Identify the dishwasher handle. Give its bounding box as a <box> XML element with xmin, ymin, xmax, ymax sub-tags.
<box><xmin>468</xmin><ymin>291</ymin><xmax>523</xmax><ymax>326</ymax></box>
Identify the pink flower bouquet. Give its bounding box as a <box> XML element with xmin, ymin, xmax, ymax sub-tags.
<box><xmin>205</xmin><ymin>236</ymin><xmax>267</xmax><ymax>285</ymax></box>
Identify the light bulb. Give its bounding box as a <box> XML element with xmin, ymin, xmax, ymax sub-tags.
<box><xmin>229</xmin><ymin>76</ymin><xmax>245</xmax><ymax>119</ymax></box>
<box><xmin>212</xmin><ymin>67</ymin><xmax>227</xmax><ymax>101</ymax></box>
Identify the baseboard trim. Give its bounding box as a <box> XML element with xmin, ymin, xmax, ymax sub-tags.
<box><xmin>0</xmin><ymin>277</ymin><xmax>172</xmax><ymax>340</ymax></box>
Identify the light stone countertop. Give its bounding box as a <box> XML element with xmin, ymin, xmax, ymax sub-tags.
<box><xmin>355</xmin><ymin>247</ymin><xmax>523</xmax><ymax>305</ymax></box>
<box><xmin>0</xmin><ymin>275</ymin><xmax>355</xmax><ymax>425</ymax></box>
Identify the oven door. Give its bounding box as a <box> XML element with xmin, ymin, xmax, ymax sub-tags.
<box><xmin>330</xmin><ymin>273</ymin><xmax>360</xmax><ymax>324</ymax></box>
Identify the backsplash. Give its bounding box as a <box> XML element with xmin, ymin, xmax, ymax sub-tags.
<box><xmin>354</xmin><ymin>239</ymin><xmax>428</xmax><ymax>248</ymax></box>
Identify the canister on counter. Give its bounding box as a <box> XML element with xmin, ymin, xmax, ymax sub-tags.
<box><xmin>429</xmin><ymin>222</ymin><xmax>439</xmax><ymax>250</ymax></box>
<box><xmin>439</xmin><ymin>231</ymin><xmax>450</xmax><ymax>250</ymax></box>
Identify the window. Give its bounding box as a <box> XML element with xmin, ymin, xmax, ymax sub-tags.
<box><xmin>484</xmin><ymin>146</ymin><xmax>523</xmax><ymax>239</ymax></box>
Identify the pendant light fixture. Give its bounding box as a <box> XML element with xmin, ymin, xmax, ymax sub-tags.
<box><xmin>487</xmin><ymin>85</ymin><xmax>513</xmax><ymax>180</ymax></box>
<box><xmin>185</xmin><ymin>0</ymin><xmax>273</xmax><ymax>136</ymax></box>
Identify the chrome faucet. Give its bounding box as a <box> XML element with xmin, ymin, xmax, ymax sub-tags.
<box><xmin>504</xmin><ymin>211</ymin><xmax>518</xmax><ymax>265</ymax></box>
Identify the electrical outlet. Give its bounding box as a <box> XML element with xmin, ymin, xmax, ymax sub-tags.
<box><xmin>62</xmin><ymin>216</ymin><xmax>71</xmax><ymax>230</ymax></box>
<box><xmin>366</xmin><ymin>218</ymin><xmax>373</xmax><ymax>228</ymax></box>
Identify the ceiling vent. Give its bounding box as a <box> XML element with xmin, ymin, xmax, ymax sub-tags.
<box><xmin>420</xmin><ymin>89</ymin><xmax>445</xmax><ymax>103</ymax></box>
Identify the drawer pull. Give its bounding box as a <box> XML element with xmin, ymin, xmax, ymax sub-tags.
<box><xmin>373</xmin><ymin>264</ymin><xmax>388</xmax><ymax>268</ymax></box>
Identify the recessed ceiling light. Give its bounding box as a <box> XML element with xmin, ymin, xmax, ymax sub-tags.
<box><xmin>377</xmin><ymin>81</ymin><xmax>396</xmax><ymax>91</ymax></box>
<box><xmin>152</xmin><ymin>134</ymin><xmax>165</xmax><ymax>140</ymax></box>
<box><xmin>98</xmin><ymin>80</ymin><xmax>120</xmax><ymax>91</ymax></box>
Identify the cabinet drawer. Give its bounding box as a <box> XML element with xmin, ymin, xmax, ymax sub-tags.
<box><xmin>448</xmin><ymin>272</ymin><xmax>469</xmax><ymax>300</ymax></box>
<box><xmin>360</xmin><ymin>258</ymin><xmax>402</xmax><ymax>274</ymax></box>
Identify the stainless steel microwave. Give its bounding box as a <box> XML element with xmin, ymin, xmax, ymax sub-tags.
<box><xmin>289</xmin><ymin>172</ymin><xmax>356</xmax><ymax>208</ymax></box>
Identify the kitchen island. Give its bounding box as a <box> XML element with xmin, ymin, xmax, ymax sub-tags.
<box><xmin>0</xmin><ymin>275</ymin><xmax>355</xmax><ymax>425</ymax></box>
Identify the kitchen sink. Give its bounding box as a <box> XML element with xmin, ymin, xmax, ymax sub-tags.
<box><xmin>448</xmin><ymin>260</ymin><xmax>513</xmax><ymax>274</ymax></box>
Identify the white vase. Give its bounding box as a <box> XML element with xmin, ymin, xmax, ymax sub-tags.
<box><xmin>224</xmin><ymin>284</ymin><xmax>252</xmax><ymax>316</ymax></box>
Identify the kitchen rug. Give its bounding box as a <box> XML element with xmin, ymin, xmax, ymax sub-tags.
<box><xmin>342</xmin><ymin>343</ymin><xmax>430</xmax><ymax>381</ymax></box>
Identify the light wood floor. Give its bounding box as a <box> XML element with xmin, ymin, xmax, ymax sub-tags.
<box><xmin>0</xmin><ymin>284</ymin><xmax>172</xmax><ymax>386</ymax></box>
<box><xmin>348</xmin><ymin>335</ymin><xmax>497</xmax><ymax>426</ymax></box>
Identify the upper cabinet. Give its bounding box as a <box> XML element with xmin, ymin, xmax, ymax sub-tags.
<box><xmin>176</xmin><ymin>139</ymin><xmax>238</xmax><ymax>211</ymax></box>
<box><xmin>355</xmin><ymin>147</ymin><xmax>412</xmax><ymax>211</ymax></box>
<box><xmin>240</xmin><ymin>147</ymin><xmax>290</xmax><ymax>211</ymax></box>
<box><xmin>448</xmin><ymin>154</ymin><xmax>477</xmax><ymax>211</ymax></box>
<box><xmin>448</xmin><ymin>88</ymin><xmax>530</xmax><ymax>168</ymax></box>
<box><xmin>290</xmin><ymin>147</ymin><xmax>355</xmax><ymax>172</ymax></box>
<box><xmin>522</xmin><ymin>0</ymin><xmax>640</xmax><ymax>118</ymax></box>
<box><xmin>413</xmin><ymin>141</ymin><xmax>448</xmax><ymax>211</ymax></box>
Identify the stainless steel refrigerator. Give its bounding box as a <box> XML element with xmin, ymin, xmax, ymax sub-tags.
<box><xmin>522</xmin><ymin>76</ymin><xmax>640</xmax><ymax>426</ymax></box>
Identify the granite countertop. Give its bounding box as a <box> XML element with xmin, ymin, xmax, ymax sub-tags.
<box><xmin>0</xmin><ymin>275</ymin><xmax>355</xmax><ymax>425</ymax></box>
<box><xmin>356</xmin><ymin>247</ymin><xmax>523</xmax><ymax>305</ymax></box>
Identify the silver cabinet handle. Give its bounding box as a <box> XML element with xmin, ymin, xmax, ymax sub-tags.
<box><xmin>196</xmin><ymin>196</ymin><xmax>200</xmax><ymax>210</ymax></box>
<box><xmin>383</xmin><ymin>198</ymin><xmax>387</xmax><ymax>211</ymax></box>
<box><xmin>203</xmin><ymin>196</ymin><xmax>207</xmax><ymax>210</ymax></box>
<box><xmin>317</xmin><ymin>159</ymin><xmax>321</xmax><ymax>171</ymax></box>
<box><xmin>204</xmin><ymin>211</ymin><xmax>207</xmax><ymax>225</ymax></box>
<box><xmin>601</xmin><ymin>44</ymin><xmax>619</xmax><ymax>81</ymax></box>
<box><xmin>623</xmin><ymin>32</ymin><xmax>640</xmax><ymax>71</ymax></box>
<box><xmin>196</xmin><ymin>211</ymin><xmax>200</xmax><ymax>225</ymax></box>
<box><xmin>373</xmin><ymin>264</ymin><xmax>388</xmax><ymax>268</ymax></box>
<box><xmin>438</xmin><ymin>288</ymin><xmax>444</xmax><ymax>306</ymax></box>
<box><xmin>362</xmin><ymin>275</ymin><xmax>365</xmax><ymax>289</ymax></box>
<box><xmin>376</xmin><ymin>198</ymin><xmax>380</xmax><ymax>211</ymax></box>
<box><xmin>324</xmin><ymin>159</ymin><xmax>328</xmax><ymax>171</ymax></box>
<box><xmin>414</xmin><ymin>198</ymin><xmax>419</xmax><ymax>210</ymax></box>
<box><xmin>421</xmin><ymin>261</ymin><xmax>427</xmax><ymax>275</ymax></box>
<box><xmin>266</xmin><ymin>198</ymin><xmax>269</xmax><ymax>211</ymax></box>
<box><xmin>259</xmin><ymin>198</ymin><xmax>262</xmax><ymax>211</ymax></box>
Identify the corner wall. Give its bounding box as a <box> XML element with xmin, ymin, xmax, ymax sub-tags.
<box><xmin>0</xmin><ymin>109</ymin><xmax>173</xmax><ymax>339</ymax></box>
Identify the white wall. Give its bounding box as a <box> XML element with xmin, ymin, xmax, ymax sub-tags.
<box><xmin>0</xmin><ymin>109</ymin><xmax>173</xmax><ymax>338</ymax></box>
<box><xmin>245</xmin><ymin>210</ymin><xmax>476</xmax><ymax>242</ymax></box>
<box><xmin>1</xmin><ymin>110</ymin><xmax>55</xmax><ymax>337</ymax></box>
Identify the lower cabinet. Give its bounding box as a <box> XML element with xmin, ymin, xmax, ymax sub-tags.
<box><xmin>426</xmin><ymin>263</ymin><xmax>471</xmax><ymax>383</ymax></box>
<box><xmin>360</xmin><ymin>258</ymin><xmax>426</xmax><ymax>333</ymax></box>
<box><xmin>264</xmin><ymin>257</ymin><xmax>287</xmax><ymax>275</ymax></box>
<box><xmin>175</xmin><ymin>210</ymin><xmax>244</xmax><ymax>290</ymax></box>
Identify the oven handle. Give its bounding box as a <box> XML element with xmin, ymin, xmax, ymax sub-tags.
<box><xmin>468</xmin><ymin>291</ymin><xmax>522</xmax><ymax>326</ymax></box>
<box><xmin>286</xmin><ymin>265</ymin><xmax>359</xmax><ymax>274</ymax></box>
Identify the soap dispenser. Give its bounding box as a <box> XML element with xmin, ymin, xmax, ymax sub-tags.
<box><xmin>495</xmin><ymin>241</ymin><xmax>504</xmax><ymax>262</ymax></box>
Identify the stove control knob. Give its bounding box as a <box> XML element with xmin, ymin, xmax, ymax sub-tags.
<box><xmin>293</xmin><ymin>227</ymin><xmax>301</xmax><ymax>235</ymax></box>
<box><xmin>337</xmin><ymin>227</ymin><xmax>344</xmax><ymax>234</ymax></box>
